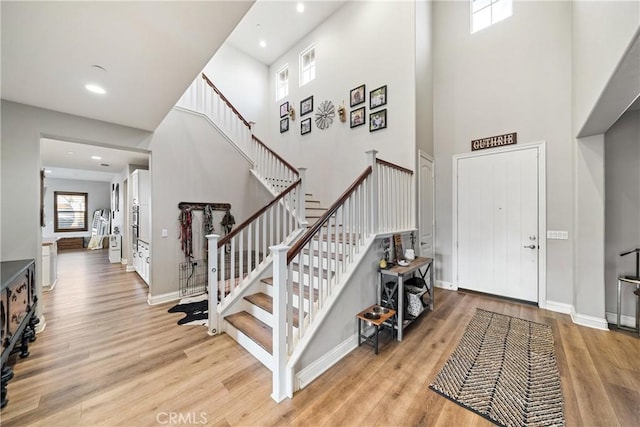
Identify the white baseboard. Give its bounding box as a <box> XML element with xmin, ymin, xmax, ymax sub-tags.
<box><xmin>571</xmin><ymin>310</ymin><xmax>609</xmax><ymax>331</ymax></box>
<box><xmin>295</xmin><ymin>334</ymin><xmax>358</xmax><ymax>391</ymax></box>
<box><xmin>147</xmin><ymin>291</ymin><xmax>180</xmax><ymax>305</ymax></box>
<box><xmin>545</xmin><ymin>300</ymin><xmax>573</xmax><ymax>314</ymax></box>
<box><xmin>35</xmin><ymin>315</ymin><xmax>46</xmax><ymax>334</ymax></box>
<box><xmin>126</xmin><ymin>265</ymin><xmax>135</xmax><ymax>273</ymax></box>
<box><xmin>605</xmin><ymin>311</ymin><xmax>637</xmax><ymax>329</ymax></box>
<box><xmin>435</xmin><ymin>280</ymin><xmax>456</xmax><ymax>290</ymax></box>
<box><xmin>121</xmin><ymin>259</ymin><xmax>128</xmax><ymax>265</ymax></box>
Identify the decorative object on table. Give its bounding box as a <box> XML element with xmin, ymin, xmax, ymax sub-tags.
<box><xmin>369</xmin><ymin>109</ymin><xmax>387</xmax><ymax>132</ymax></box>
<box><xmin>300</xmin><ymin>95</ymin><xmax>314</xmax><ymax>116</ymax></box>
<box><xmin>315</xmin><ymin>100</ymin><xmax>335</xmax><ymax>130</ymax></box>
<box><xmin>288</xmin><ymin>105</ymin><xmax>296</xmax><ymax>121</ymax></box>
<box><xmin>338</xmin><ymin>101</ymin><xmax>346</xmax><ymax>122</ymax></box>
<box><xmin>301</xmin><ymin>117</ymin><xmax>312</xmax><ymax>135</ymax></box>
<box><xmin>370</xmin><ymin>85</ymin><xmax>387</xmax><ymax>109</ymax></box>
<box><xmin>350</xmin><ymin>106</ymin><xmax>366</xmax><ymax>128</ymax></box>
<box><xmin>405</xmin><ymin>232</ymin><xmax>416</xmax><ymax>260</ymax></box>
<box><xmin>280</xmin><ymin>117</ymin><xmax>289</xmax><ymax>133</ymax></box>
<box><xmin>380</xmin><ymin>237</ymin><xmax>391</xmax><ymax>262</ymax></box>
<box><xmin>430</xmin><ymin>309</ymin><xmax>565</xmax><ymax>427</ymax></box>
<box><xmin>350</xmin><ymin>84</ymin><xmax>365</xmax><ymax>107</ymax></box>
<box><xmin>279</xmin><ymin>101</ymin><xmax>289</xmax><ymax>118</ymax></box>
<box><xmin>393</xmin><ymin>233</ymin><xmax>404</xmax><ymax>263</ymax></box>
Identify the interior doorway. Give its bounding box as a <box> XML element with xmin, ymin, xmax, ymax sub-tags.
<box><xmin>418</xmin><ymin>150</ymin><xmax>435</xmax><ymax>259</ymax></box>
<box><xmin>453</xmin><ymin>142</ymin><xmax>546</xmax><ymax>304</ymax></box>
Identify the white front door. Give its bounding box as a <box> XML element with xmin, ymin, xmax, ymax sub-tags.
<box><xmin>418</xmin><ymin>151</ymin><xmax>435</xmax><ymax>259</ymax></box>
<box><xmin>456</xmin><ymin>146</ymin><xmax>539</xmax><ymax>302</ymax></box>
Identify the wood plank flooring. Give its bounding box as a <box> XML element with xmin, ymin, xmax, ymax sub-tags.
<box><xmin>1</xmin><ymin>248</ymin><xmax>638</xmax><ymax>426</ymax></box>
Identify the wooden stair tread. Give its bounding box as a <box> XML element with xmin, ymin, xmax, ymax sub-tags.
<box><xmin>260</xmin><ymin>277</ymin><xmax>319</xmax><ymax>301</ymax></box>
<box><xmin>244</xmin><ymin>292</ymin><xmax>303</xmax><ymax>328</ymax></box>
<box><xmin>225</xmin><ymin>311</ymin><xmax>272</xmax><ymax>355</ymax></box>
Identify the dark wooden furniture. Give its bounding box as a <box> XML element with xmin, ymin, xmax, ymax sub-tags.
<box><xmin>57</xmin><ymin>237</ymin><xmax>84</xmax><ymax>250</ymax></box>
<box><xmin>1</xmin><ymin>259</ymin><xmax>38</xmax><ymax>408</ymax></box>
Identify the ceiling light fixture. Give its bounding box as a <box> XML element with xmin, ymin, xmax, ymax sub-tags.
<box><xmin>297</xmin><ymin>2</ymin><xmax>305</xmax><ymax>13</ymax></box>
<box><xmin>67</xmin><ymin>151</ymin><xmax>74</xmax><ymax>155</ymax></box>
<box><xmin>85</xmin><ymin>83</ymin><xmax>106</xmax><ymax>95</ymax></box>
<box><xmin>259</xmin><ymin>40</ymin><xmax>267</xmax><ymax>48</ymax></box>
<box><xmin>91</xmin><ymin>155</ymin><xmax>102</xmax><ymax>160</ymax></box>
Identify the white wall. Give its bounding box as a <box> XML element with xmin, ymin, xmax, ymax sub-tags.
<box><xmin>415</xmin><ymin>0</ymin><xmax>434</xmax><ymax>158</ymax></box>
<box><xmin>147</xmin><ymin>108</ymin><xmax>272</xmax><ymax>298</ymax></box>
<box><xmin>203</xmin><ymin>43</ymin><xmax>270</xmax><ymax>137</ymax></box>
<box><xmin>42</xmin><ymin>178</ymin><xmax>111</xmax><ymax>239</ymax></box>
<box><xmin>266</xmin><ymin>1</ymin><xmax>417</xmax><ymax>206</ymax></box>
<box><xmin>604</xmin><ymin>110</ymin><xmax>640</xmax><ymax>320</ymax></box>
<box><xmin>433</xmin><ymin>1</ymin><xmax>573</xmax><ymax>305</ymax></box>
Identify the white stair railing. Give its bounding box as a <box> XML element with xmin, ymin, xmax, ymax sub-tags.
<box><xmin>270</xmin><ymin>150</ymin><xmax>415</xmax><ymax>401</ymax></box>
<box><xmin>251</xmin><ymin>136</ymin><xmax>299</xmax><ymax>196</ymax></box>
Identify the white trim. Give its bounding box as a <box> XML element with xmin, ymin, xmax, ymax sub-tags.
<box><xmin>225</xmin><ymin>320</ymin><xmax>274</xmax><ymax>371</ymax></box>
<box><xmin>435</xmin><ymin>280</ymin><xmax>456</xmax><ymax>290</ymax></box>
<box><xmin>545</xmin><ymin>300</ymin><xmax>573</xmax><ymax>315</ymax></box>
<box><xmin>571</xmin><ymin>310</ymin><xmax>609</xmax><ymax>331</ymax></box>
<box><xmin>606</xmin><ymin>311</ymin><xmax>636</xmax><ymax>329</ymax></box>
<box><xmin>172</xmin><ymin>106</ymin><xmax>253</xmax><ymax>164</ymax></box>
<box><xmin>452</xmin><ymin>141</ymin><xmax>547</xmax><ymax>306</ymax></box>
<box><xmin>126</xmin><ymin>265</ymin><xmax>135</xmax><ymax>273</ymax></box>
<box><xmin>147</xmin><ymin>291</ymin><xmax>180</xmax><ymax>305</ymax></box>
<box><xmin>35</xmin><ymin>315</ymin><xmax>46</xmax><ymax>334</ymax></box>
<box><xmin>121</xmin><ymin>258</ymin><xmax>128</xmax><ymax>265</ymax></box>
<box><xmin>417</xmin><ymin>150</ymin><xmax>435</xmax><ymax>261</ymax></box>
<box><xmin>295</xmin><ymin>334</ymin><xmax>358</xmax><ymax>391</ymax></box>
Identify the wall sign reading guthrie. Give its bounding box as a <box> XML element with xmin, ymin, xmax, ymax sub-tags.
<box><xmin>471</xmin><ymin>132</ymin><xmax>517</xmax><ymax>151</ymax></box>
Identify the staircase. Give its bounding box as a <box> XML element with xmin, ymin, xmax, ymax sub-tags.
<box><xmin>178</xmin><ymin>73</ymin><xmax>414</xmax><ymax>402</ymax></box>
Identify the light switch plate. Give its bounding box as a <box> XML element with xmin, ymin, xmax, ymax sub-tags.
<box><xmin>547</xmin><ymin>230</ymin><xmax>568</xmax><ymax>240</ymax></box>
<box><xmin>161</xmin><ymin>229</ymin><xmax>168</xmax><ymax>238</ymax></box>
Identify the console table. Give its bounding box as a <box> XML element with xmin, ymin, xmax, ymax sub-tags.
<box><xmin>378</xmin><ymin>256</ymin><xmax>434</xmax><ymax>341</ymax></box>
<box><xmin>1</xmin><ymin>259</ymin><xmax>38</xmax><ymax>408</ymax></box>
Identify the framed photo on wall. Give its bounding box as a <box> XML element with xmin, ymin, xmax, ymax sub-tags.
<box><xmin>280</xmin><ymin>117</ymin><xmax>289</xmax><ymax>133</ymax></box>
<box><xmin>370</xmin><ymin>85</ymin><xmax>387</xmax><ymax>109</ymax></box>
<box><xmin>301</xmin><ymin>118</ymin><xmax>311</xmax><ymax>135</ymax></box>
<box><xmin>300</xmin><ymin>96</ymin><xmax>314</xmax><ymax>116</ymax></box>
<box><xmin>350</xmin><ymin>107</ymin><xmax>365</xmax><ymax>128</ymax></box>
<box><xmin>369</xmin><ymin>109</ymin><xmax>387</xmax><ymax>132</ymax></box>
<box><xmin>350</xmin><ymin>84</ymin><xmax>365</xmax><ymax>107</ymax></box>
<box><xmin>280</xmin><ymin>101</ymin><xmax>289</xmax><ymax>118</ymax></box>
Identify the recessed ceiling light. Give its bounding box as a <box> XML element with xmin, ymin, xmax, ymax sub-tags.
<box><xmin>297</xmin><ymin>2</ymin><xmax>305</xmax><ymax>13</ymax></box>
<box><xmin>67</xmin><ymin>151</ymin><xmax>74</xmax><ymax>155</ymax></box>
<box><xmin>91</xmin><ymin>155</ymin><xmax>102</xmax><ymax>160</ymax></box>
<box><xmin>85</xmin><ymin>84</ymin><xmax>106</xmax><ymax>95</ymax></box>
<box><xmin>45</xmin><ymin>170</ymin><xmax>52</xmax><ymax>174</ymax></box>
<box><xmin>259</xmin><ymin>40</ymin><xmax>267</xmax><ymax>48</ymax></box>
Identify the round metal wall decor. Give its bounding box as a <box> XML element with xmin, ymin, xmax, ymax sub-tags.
<box><xmin>315</xmin><ymin>100</ymin><xmax>335</xmax><ymax>130</ymax></box>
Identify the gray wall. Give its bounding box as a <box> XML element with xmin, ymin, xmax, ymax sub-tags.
<box><xmin>433</xmin><ymin>1</ymin><xmax>573</xmax><ymax>306</ymax></box>
<box><xmin>42</xmin><ymin>178</ymin><xmax>111</xmax><ymax>238</ymax></box>
<box><xmin>148</xmin><ymin>108</ymin><xmax>272</xmax><ymax>298</ymax></box>
<box><xmin>604</xmin><ymin>110</ymin><xmax>640</xmax><ymax>321</ymax></box>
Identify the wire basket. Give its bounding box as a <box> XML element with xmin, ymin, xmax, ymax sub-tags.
<box><xmin>179</xmin><ymin>259</ymin><xmax>207</xmax><ymax>297</ymax></box>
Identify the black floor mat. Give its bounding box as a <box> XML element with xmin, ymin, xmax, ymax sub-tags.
<box><xmin>168</xmin><ymin>300</ymin><xmax>207</xmax><ymax>313</ymax></box>
<box><xmin>177</xmin><ymin>310</ymin><xmax>208</xmax><ymax>325</ymax></box>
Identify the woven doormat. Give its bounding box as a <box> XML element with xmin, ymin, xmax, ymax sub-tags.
<box><xmin>429</xmin><ymin>309</ymin><xmax>565</xmax><ymax>427</ymax></box>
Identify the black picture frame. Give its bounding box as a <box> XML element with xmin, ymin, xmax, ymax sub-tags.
<box><xmin>350</xmin><ymin>84</ymin><xmax>365</xmax><ymax>107</ymax></box>
<box><xmin>280</xmin><ymin>101</ymin><xmax>289</xmax><ymax>118</ymax></box>
<box><xmin>350</xmin><ymin>107</ymin><xmax>366</xmax><ymax>128</ymax></box>
<box><xmin>280</xmin><ymin>117</ymin><xmax>289</xmax><ymax>133</ymax></box>
<box><xmin>369</xmin><ymin>85</ymin><xmax>387</xmax><ymax>109</ymax></box>
<box><xmin>300</xmin><ymin>96</ymin><xmax>314</xmax><ymax>116</ymax></box>
<box><xmin>301</xmin><ymin>118</ymin><xmax>311</xmax><ymax>135</ymax></box>
<box><xmin>369</xmin><ymin>109</ymin><xmax>387</xmax><ymax>132</ymax></box>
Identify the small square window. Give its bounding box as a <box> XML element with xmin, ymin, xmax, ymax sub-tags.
<box><xmin>276</xmin><ymin>65</ymin><xmax>289</xmax><ymax>101</ymax></box>
<box><xmin>299</xmin><ymin>45</ymin><xmax>316</xmax><ymax>87</ymax></box>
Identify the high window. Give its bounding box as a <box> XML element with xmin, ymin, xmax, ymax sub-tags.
<box><xmin>299</xmin><ymin>45</ymin><xmax>316</xmax><ymax>86</ymax></box>
<box><xmin>471</xmin><ymin>0</ymin><xmax>512</xmax><ymax>33</ymax></box>
<box><xmin>54</xmin><ymin>191</ymin><xmax>88</xmax><ymax>232</ymax></box>
<box><xmin>276</xmin><ymin>65</ymin><xmax>289</xmax><ymax>101</ymax></box>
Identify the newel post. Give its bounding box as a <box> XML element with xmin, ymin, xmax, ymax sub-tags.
<box><xmin>270</xmin><ymin>244</ymin><xmax>290</xmax><ymax>402</ymax></box>
<box><xmin>297</xmin><ymin>167</ymin><xmax>307</xmax><ymax>226</ymax></box>
<box><xmin>366</xmin><ymin>150</ymin><xmax>379</xmax><ymax>233</ymax></box>
<box><xmin>206</xmin><ymin>234</ymin><xmax>220</xmax><ymax>336</ymax></box>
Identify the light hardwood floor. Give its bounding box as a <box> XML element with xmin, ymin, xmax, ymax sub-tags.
<box><xmin>1</xmin><ymin>249</ymin><xmax>638</xmax><ymax>426</ymax></box>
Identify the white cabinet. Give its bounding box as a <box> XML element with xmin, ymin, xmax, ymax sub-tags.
<box><xmin>131</xmin><ymin>169</ymin><xmax>149</xmax><ymax>206</ymax></box>
<box><xmin>135</xmin><ymin>240</ymin><xmax>150</xmax><ymax>286</ymax></box>
<box><xmin>41</xmin><ymin>238</ymin><xmax>58</xmax><ymax>290</ymax></box>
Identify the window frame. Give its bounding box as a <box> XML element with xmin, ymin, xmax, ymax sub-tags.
<box><xmin>54</xmin><ymin>191</ymin><xmax>89</xmax><ymax>232</ymax></box>
<box><xmin>299</xmin><ymin>44</ymin><xmax>316</xmax><ymax>87</ymax></box>
<box><xmin>470</xmin><ymin>0</ymin><xmax>512</xmax><ymax>34</ymax></box>
<box><xmin>276</xmin><ymin>64</ymin><xmax>289</xmax><ymax>101</ymax></box>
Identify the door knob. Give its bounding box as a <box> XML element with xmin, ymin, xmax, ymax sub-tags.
<box><xmin>523</xmin><ymin>244</ymin><xmax>537</xmax><ymax>249</ymax></box>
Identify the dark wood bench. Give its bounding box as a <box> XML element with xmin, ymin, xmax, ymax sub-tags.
<box><xmin>57</xmin><ymin>237</ymin><xmax>84</xmax><ymax>250</ymax></box>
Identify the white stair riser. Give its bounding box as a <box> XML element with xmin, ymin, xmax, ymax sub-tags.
<box><xmin>295</xmin><ymin>253</ymin><xmax>341</xmax><ymax>271</ymax></box>
<box><xmin>224</xmin><ymin>321</ymin><xmax>274</xmax><ymax>371</ymax></box>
